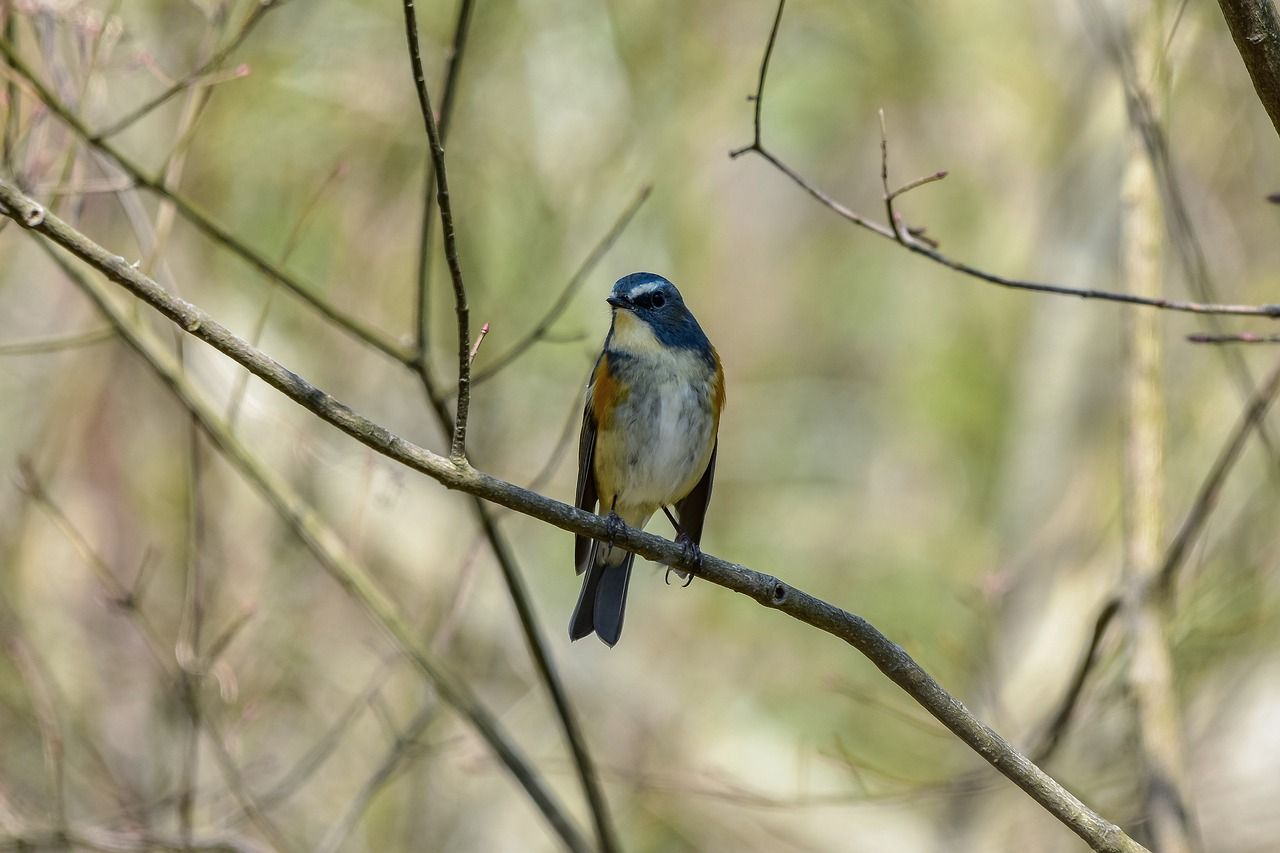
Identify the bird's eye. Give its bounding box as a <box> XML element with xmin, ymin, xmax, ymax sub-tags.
<box><xmin>650</xmin><ymin>292</ymin><xmax>665</xmax><ymax>309</ymax></box>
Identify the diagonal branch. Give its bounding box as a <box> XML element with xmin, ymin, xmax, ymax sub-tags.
<box><xmin>1214</xmin><ymin>0</ymin><xmax>1280</xmax><ymax>139</ymax></box>
<box><xmin>728</xmin><ymin>0</ymin><xmax>1280</xmax><ymax>320</ymax></box>
<box><xmin>1</xmin><ymin>177</ymin><xmax>1148</xmax><ymax>853</ymax></box>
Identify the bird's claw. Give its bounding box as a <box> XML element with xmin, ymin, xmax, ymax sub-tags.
<box><xmin>604</xmin><ymin>511</ymin><xmax>626</xmax><ymax>547</ymax></box>
<box><xmin>667</xmin><ymin>531</ymin><xmax>701</xmax><ymax>587</ymax></box>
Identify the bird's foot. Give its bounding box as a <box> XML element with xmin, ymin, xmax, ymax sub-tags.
<box><xmin>664</xmin><ymin>531</ymin><xmax>700</xmax><ymax>587</ymax></box>
<box><xmin>604</xmin><ymin>511</ymin><xmax>626</xmax><ymax>547</ymax></box>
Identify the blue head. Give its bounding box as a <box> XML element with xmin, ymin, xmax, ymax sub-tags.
<box><xmin>605</xmin><ymin>272</ymin><xmax>712</xmax><ymax>358</ymax></box>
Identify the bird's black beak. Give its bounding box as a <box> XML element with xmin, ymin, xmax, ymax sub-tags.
<box><xmin>606</xmin><ymin>295</ymin><xmax>630</xmax><ymax>310</ymax></box>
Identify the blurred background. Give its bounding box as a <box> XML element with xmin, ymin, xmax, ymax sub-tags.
<box><xmin>2</xmin><ymin>0</ymin><xmax>1280</xmax><ymax>850</ymax></box>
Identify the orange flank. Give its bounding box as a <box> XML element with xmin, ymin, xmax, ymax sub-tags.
<box><xmin>590</xmin><ymin>355</ymin><xmax>627</xmax><ymax>428</ymax></box>
<box><xmin>711</xmin><ymin>347</ymin><xmax>726</xmax><ymax>422</ymax></box>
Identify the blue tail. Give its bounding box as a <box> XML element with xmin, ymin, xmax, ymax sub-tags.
<box><xmin>569</xmin><ymin>545</ymin><xmax>635</xmax><ymax>647</ymax></box>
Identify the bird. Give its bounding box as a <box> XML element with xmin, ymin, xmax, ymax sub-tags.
<box><xmin>570</xmin><ymin>272</ymin><xmax>724</xmax><ymax>647</ymax></box>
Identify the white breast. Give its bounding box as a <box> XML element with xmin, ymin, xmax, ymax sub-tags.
<box><xmin>594</xmin><ymin>345</ymin><xmax>717</xmax><ymax>521</ymax></box>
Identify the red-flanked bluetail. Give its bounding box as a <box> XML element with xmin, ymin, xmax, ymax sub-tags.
<box><xmin>571</xmin><ymin>273</ymin><xmax>724</xmax><ymax>646</ymax></box>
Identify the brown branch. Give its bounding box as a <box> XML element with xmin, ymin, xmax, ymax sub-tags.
<box><xmin>1</xmin><ymin>177</ymin><xmax>1148</xmax><ymax>853</ymax></box>
<box><xmin>1188</xmin><ymin>332</ymin><xmax>1280</xmax><ymax>344</ymax></box>
<box><xmin>402</xmin><ymin>0</ymin><xmax>472</xmax><ymax>460</ymax></box>
<box><xmin>727</xmin><ymin>0</ymin><xmax>1280</xmax><ymax>320</ymax></box>
<box><xmin>414</xmin><ymin>0</ymin><xmax>474</xmax><ymax>357</ymax></box>
<box><xmin>1215</xmin><ymin>0</ymin><xmax>1280</xmax><ymax>139</ymax></box>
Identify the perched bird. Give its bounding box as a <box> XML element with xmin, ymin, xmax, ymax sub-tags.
<box><xmin>571</xmin><ymin>272</ymin><xmax>725</xmax><ymax>646</ymax></box>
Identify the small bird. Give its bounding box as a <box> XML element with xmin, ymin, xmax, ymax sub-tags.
<box><xmin>571</xmin><ymin>272</ymin><xmax>724</xmax><ymax>646</ymax></box>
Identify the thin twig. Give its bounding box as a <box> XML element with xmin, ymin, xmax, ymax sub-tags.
<box><xmin>202</xmin><ymin>716</ymin><xmax>300</xmax><ymax>853</ymax></box>
<box><xmin>227</xmin><ymin>160</ymin><xmax>348</xmax><ymax>428</ymax></box>
<box><xmin>727</xmin><ymin>0</ymin><xmax>1280</xmax><ymax>320</ymax></box>
<box><xmin>1</xmin><ymin>177</ymin><xmax>1147</xmax><ymax>853</ymax></box>
<box><xmin>1029</xmin><ymin>353</ymin><xmax>1280</xmax><ymax>763</ymax></box>
<box><xmin>470</xmin><ymin>184</ymin><xmax>652</xmax><ymax>387</ymax></box>
<box><xmin>402</xmin><ymin>0</ymin><xmax>472</xmax><ymax>460</ymax></box>
<box><xmin>0</xmin><ymin>326</ymin><xmax>115</xmax><ymax>355</ymax></box>
<box><xmin>1156</xmin><ymin>353</ymin><xmax>1280</xmax><ymax>595</ymax></box>
<box><xmin>17</xmin><ymin>460</ymin><xmax>175</xmax><ymax>677</ymax></box>
<box><xmin>0</xmin><ymin>610</ymin><xmax>69</xmax><ymax>840</ymax></box>
<box><xmin>468</xmin><ymin>321</ymin><xmax>489</xmax><ymax>365</ymax></box>
<box><xmin>91</xmin><ymin>1</ymin><xmax>285</xmax><ymax>140</ymax></box>
<box><xmin>1188</xmin><ymin>332</ymin><xmax>1280</xmax><ymax>344</ymax></box>
<box><xmin>1031</xmin><ymin>597</ymin><xmax>1123</xmax><ymax>763</ymax></box>
<box><xmin>888</xmin><ymin>170</ymin><xmax>949</xmax><ymax>202</ymax></box>
<box><xmin>314</xmin><ymin>697</ymin><xmax>438</xmax><ymax>853</ymax></box>
<box><xmin>0</xmin><ymin>38</ymin><xmax>412</xmax><ymax>361</ymax></box>
<box><xmin>1086</xmin><ymin>0</ymin><xmax>1280</xmax><ymax>462</ymax></box>
<box><xmin>878</xmin><ymin>109</ymin><xmax>902</xmax><ymax>243</ymax></box>
<box><xmin>178</xmin><ymin>419</ymin><xmax>206</xmax><ymax>848</ymax></box>
<box><xmin>728</xmin><ymin>0</ymin><xmax>785</xmax><ymax>157</ymax></box>
<box><xmin>415</xmin><ymin>0</ymin><xmax>474</xmax><ymax>357</ymax></box>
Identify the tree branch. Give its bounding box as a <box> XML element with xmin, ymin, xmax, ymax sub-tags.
<box><xmin>1215</xmin><ymin>0</ymin><xmax>1280</xmax><ymax>139</ymax></box>
<box><xmin>728</xmin><ymin>0</ymin><xmax>1280</xmax><ymax>319</ymax></box>
<box><xmin>402</xmin><ymin>0</ymin><xmax>472</xmax><ymax>460</ymax></box>
<box><xmin>0</xmin><ymin>177</ymin><xmax>1148</xmax><ymax>853</ymax></box>
<box><xmin>397</xmin><ymin>6</ymin><xmax>621</xmax><ymax>851</ymax></box>
<box><xmin>414</xmin><ymin>0</ymin><xmax>474</xmax><ymax>358</ymax></box>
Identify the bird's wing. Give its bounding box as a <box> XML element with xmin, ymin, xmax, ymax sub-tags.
<box><xmin>675</xmin><ymin>440</ymin><xmax>717</xmax><ymax>547</ymax></box>
<box><xmin>574</xmin><ymin>387</ymin><xmax>600</xmax><ymax>575</ymax></box>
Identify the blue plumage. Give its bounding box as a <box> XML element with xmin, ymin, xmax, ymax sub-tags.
<box><xmin>570</xmin><ymin>273</ymin><xmax>724</xmax><ymax>646</ymax></box>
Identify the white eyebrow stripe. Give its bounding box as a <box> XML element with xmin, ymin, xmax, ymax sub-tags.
<box><xmin>626</xmin><ymin>282</ymin><xmax>661</xmax><ymax>299</ymax></box>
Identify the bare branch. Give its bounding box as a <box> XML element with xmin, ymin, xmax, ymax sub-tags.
<box><xmin>402</xmin><ymin>0</ymin><xmax>473</xmax><ymax>460</ymax></box>
<box><xmin>1031</xmin><ymin>597</ymin><xmax>1123</xmax><ymax>763</ymax></box>
<box><xmin>0</xmin><ymin>177</ymin><xmax>1148</xmax><ymax>853</ymax></box>
<box><xmin>415</xmin><ymin>0</ymin><xmax>475</xmax><ymax>357</ymax></box>
<box><xmin>0</xmin><ymin>326</ymin><xmax>115</xmax><ymax>355</ymax></box>
<box><xmin>468</xmin><ymin>321</ymin><xmax>489</xmax><ymax>366</ymax></box>
<box><xmin>397</xmin><ymin>7</ymin><xmax>622</xmax><ymax>851</ymax></box>
<box><xmin>728</xmin><ymin>0</ymin><xmax>1280</xmax><ymax>320</ymax></box>
<box><xmin>1157</xmin><ymin>353</ymin><xmax>1280</xmax><ymax>595</ymax></box>
<box><xmin>1215</xmin><ymin>0</ymin><xmax>1280</xmax><ymax>139</ymax></box>
<box><xmin>1188</xmin><ymin>332</ymin><xmax>1280</xmax><ymax>344</ymax></box>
